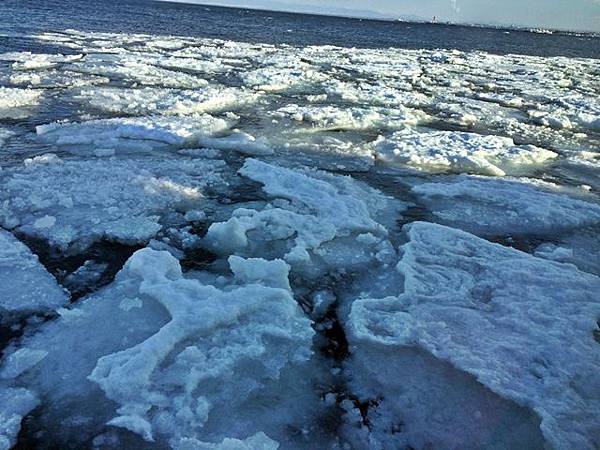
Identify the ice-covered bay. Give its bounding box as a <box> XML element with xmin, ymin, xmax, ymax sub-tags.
<box><xmin>1</xmin><ymin>29</ymin><xmax>599</xmax><ymax>450</ymax></box>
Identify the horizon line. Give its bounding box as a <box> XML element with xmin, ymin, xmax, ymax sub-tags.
<box><xmin>154</xmin><ymin>0</ymin><xmax>600</xmax><ymax>34</ymax></box>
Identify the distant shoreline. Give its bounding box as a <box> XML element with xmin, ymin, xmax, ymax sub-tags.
<box><xmin>155</xmin><ymin>0</ymin><xmax>600</xmax><ymax>35</ymax></box>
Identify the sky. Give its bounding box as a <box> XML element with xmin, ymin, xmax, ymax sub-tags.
<box><xmin>168</xmin><ymin>0</ymin><xmax>600</xmax><ymax>32</ymax></box>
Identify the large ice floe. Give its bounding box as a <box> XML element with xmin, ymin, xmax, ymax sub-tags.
<box><xmin>374</xmin><ymin>129</ymin><xmax>557</xmax><ymax>176</ymax></box>
<box><xmin>344</xmin><ymin>222</ymin><xmax>600</xmax><ymax>450</ymax></box>
<box><xmin>204</xmin><ymin>159</ymin><xmax>401</xmax><ymax>278</ymax></box>
<box><xmin>1</xmin><ymin>28</ymin><xmax>600</xmax><ymax>450</ymax></box>
<box><xmin>412</xmin><ymin>176</ymin><xmax>600</xmax><ymax>235</ymax></box>
<box><xmin>0</xmin><ymin>250</ymin><xmax>322</xmax><ymax>449</ymax></box>
<box><xmin>0</xmin><ymin>154</ymin><xmax>228</xmax><ymax>250</ymax></box>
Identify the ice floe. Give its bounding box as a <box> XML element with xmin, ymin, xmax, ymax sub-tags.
<box><xmin>0</xmin><ymin>229</ymin><xmax>68</xmax><ymax>322</ymax></box>
<box><xmin>0</xmin><ymin>155</ymin><xmax>227</xmax><ymax>250</ymax></box>
<box><xmin>0</xmin><ymin>52</ymin><xmax>83</xmax><ymax>70</ymax></box>
<box><xmin>345</xmin><ymin>221</ymin><xmax>600</xmax><ymax>450</ymax></box>
<box><xmin>374</xmin><ymin>129</ymin><xmax>557</xmax><ymax>176</ymax></box>
<box><xmin>0</xmin><ymin>387</ymin><xmax>39</xmax><ymax>450</ymax></box>
<box><xmin>36</xmin><ymin>115</ymin><xmax>232</xmax><ymax>152</ymax></box>
<box><xmin>66</xmin><ymin>53</ymin><xmax>209</xmax><ymax>88</ymax></box>
<box><xmin>205</xmin><ymin>159</ymin><xmax>400</xmax><ymax>277</ymax></box>
<box><xmin>273</xmin><ymin>104</ymin><xmax>427</xmax><ymax>131</ymax></box>
<box><xmin>0</xmin><ymin>87</ymin><xmax>41</xmax><ymax>112</ymax></box>
<box><xmin>412</xmin><ymin>176</ymin><xmax>600</xmax><ymax>235</ymax></box>
<box><xmin>74</xmin><ymin>86</ymin><xmax>260</xmax><ymax>116</ymax></box>
<box><xmin>0</xmin><ymin>249</ymin><xmax>320</xmax><ymax>449</ymax></box>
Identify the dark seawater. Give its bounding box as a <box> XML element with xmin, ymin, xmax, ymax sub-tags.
<box><xmin>0</xmin><ymin>0</ymin><xmax>599</xmax><ymax>58</ymax></box>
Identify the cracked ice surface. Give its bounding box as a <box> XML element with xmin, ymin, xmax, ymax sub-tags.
<box><xmin>1</xmin><ymin>28</ymin><xmax>600</xmax><ymax>450</ymax></box>
<box><xmin>0</xmin><ymin>250</ymin><xmax>321</xmax><ymax>449</ymax></box>
<box><xmin>345</xmin><ymin>222</ymin><xmax>600</xmax><ymax>450</ymax></box>
<box><xmin>0</xmin><ymin>154</ymin><xmax>228</xmax><ymax>250</ymax></box>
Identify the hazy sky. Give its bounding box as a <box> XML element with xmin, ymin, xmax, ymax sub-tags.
<box><xmin>172</xmin><ymin>0</ymin><xmax>600</xmax><ymax>31</ymax></box>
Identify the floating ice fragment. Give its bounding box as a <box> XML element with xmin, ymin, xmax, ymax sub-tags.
<box><xmin>0</xmin><ymin>348</ymin><xmax>48</xmax><ymax>380</ymax></box>
<box><xmin>205</xmin><ymin>159</ymin><xmax>400</xmax><ymax>277</ymax></box>
<box><xmin>412</xmin><ymin>176</ymin><xmax>600</xmax><ymax>235</ymax></box>
<box><xmin>0</xmin><ymin>388</ymin><xmax>39</xmax><ymax>450</ymax></box>
<box><xmin>346</xmin><ymin>221</ymin><xmax>600</xmax><ymax>450</ymax></box>
<box><xmin>0</xmin><ymin>229</ymin><xmax>68</xmax><ymax>322</ymax></box>
<box><xmin>175</xmin><ymin>432</ymin><xmax>279</xmax><ymax>450</ymax></box>
<box><xmin>0</xmin><ymin>156</ymin><xmax>226</xmax><ymax>249</ymax></box>
<box><xmin>375</xmin><ymin>129</ymin><xmax>557</xmax><ymax>176</ymax></box>
<box><xmin>36</xmin><ymin>115</ymin><xmax>231</xmax><ymax>151</ymax></box>
<box><xmin>0</xmin><ymin>87</ymin><xmax>41</xmax><ymax>110</ymax></box>
<box><xmin>0</xmin><ymin>248</ymin><xmax>315</xmax><ymax>447</ymax></box>
<box><xmin>274</xmin><ymin>104</ymin><xmax>426</xmax><ymax>131</ymax></box>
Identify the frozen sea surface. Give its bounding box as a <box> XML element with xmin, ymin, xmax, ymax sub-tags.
<box><xmin>0</xmin><ymin>7</ymin><xmax>599</xmax><ymax>450</ymax></box>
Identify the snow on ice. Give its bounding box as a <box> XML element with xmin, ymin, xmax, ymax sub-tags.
<box><xmin>1</xmin><ymin>28</ymin><xmax>599</xmax><ymax>450</ymax></box>
<box><xmin>345</xmin><ymin>222</ymin><xmax>600</xmax><ymax>450</ymax></box>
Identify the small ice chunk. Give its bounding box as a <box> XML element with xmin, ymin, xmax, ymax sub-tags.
<box><xmin>534</xmin><ymin>243</ymin><xmax>575</xmax><ymax>263</ymax></box>
<box><xmin>93</xmin><ymin>148</ymin><xmax>115</xmax><ymax>157</ymax></box>
<box><xmin>0</xmin><ymin>229</ymin><xmax>68</xmax><ymax>321</ymax></box>
<box><xmin>33</xmin><ymin>215</ymin><xmax>56</xmax><ymax>229</ymax></box>
<box><xmin>198</xmin><ymin>130</ymin><xmax>273</xmax><ymax>156</ymax></box>
<box><xmin>0</xmin><ymin>348</ymin><xmax>48</xmax><ymax>379</ymax></box>
<box><xmin>0</xmin><ymin>87</ymin><xmax>41</xmax><ymax>109</ymax></box>
<box><xmin>184</xmin><ymin>210</ymin><xmax>206</xmax><ymax>222</ymax></box>
<box><xmin>0</xmin><ymin>388</ymin><xmax>39</xmax><ymax>450</ymax></box>
<box><xmin>23</xmin><ymin>153</ymin><xmax>62</xmax><ymax>166</ymax></box>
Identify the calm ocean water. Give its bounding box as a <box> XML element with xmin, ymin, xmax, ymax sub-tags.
<box><xmin>1</xmin><ymin>0</ymin><xmax>599</xmax><ymax>58</ymax></box>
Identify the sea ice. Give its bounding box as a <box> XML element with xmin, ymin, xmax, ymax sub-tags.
<box><xmin>0</xmin><ymin>87</ymin><xmax>41</xmax><ymax>111</ymax></box>
<box><xmin>36</xmin><ymin>115</ymin><xmax>232</xmax><ymax>151</ymax></box>
<box><xmin>0</xmin><ymin>155</ymin><xmax>227</xmax><ymax>250</ymax></box>
<box><xmin>412</xmin><ymin>176</ymin><xmax>600</xmax><ymax>235</ymax></box>
<box><xmin>273</xmin><ymin>104</ymin><xmax>426</xmax><ymax>131</ymax></box>
<box><xmin>0</xmin><ymin>229</ymin><xmax>68</xmax><ymax>323</ymax></box>
<box><xmin>74</xmin><ymin>86</ymin><xmax>260</xmax><ymax>116</ymax></box>
<box><xmin>241</xmin><ymin>63</ymin><xmax>329</xmax><ymax>94</ymax></box>
<box><xmin>0</xmin><ymin>388</ymin><xmax>39</xmax><ymax>450</ymax></box>
<box><xmin>345</xmin><ymin>221</ymin><xmax>600</xmax><ymax>450</ymax></box>
<box><xmin>205</xmin><ymin>159</ymin><xmax>399</xmax><ymax>277</ymax></box>
<box><xmin>66</xmin><ymin>52</ymin><xmax>209</xmax><ymax>89</ymax></box>
<box><xmin>374</xmin><ymin>128</ymin><xmax>557</xmax><ymax>176</ymax></box>
<box><xmin>0</xmin><ymin>250</ymin><xmax>319</xmax><ymax>449</ymax></box>
<box><xmin>0</xmin><ymin>52</ymin><xmax>83</xmax><ymax>70</ymax></box>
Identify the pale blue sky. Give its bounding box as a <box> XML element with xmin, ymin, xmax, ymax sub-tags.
<box><xmin>169</xmin><ymin>0</ymin><xmax>600</xmax><ymax>31</ymax></box>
